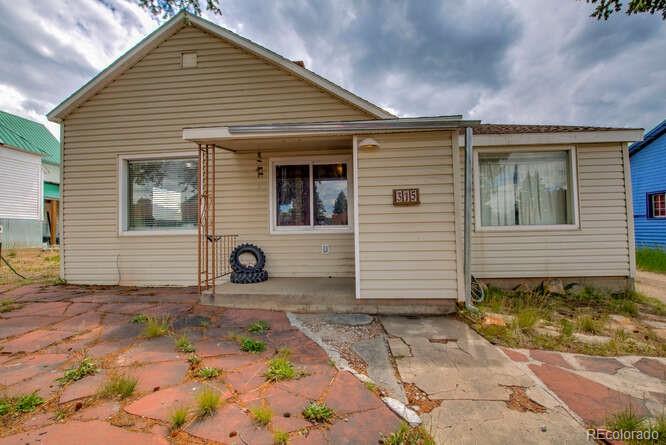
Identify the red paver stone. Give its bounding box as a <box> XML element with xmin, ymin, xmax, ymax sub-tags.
<box><xmin>72</xmin><ymin>400</ymin><xmax>121</xmax><ymax>421</ymax></box>
<box><xmin>204</xmin><ymin>353</ymin><xmax>261</xmax><ymax>371</ymax></box>
<box><xmin>87</xmin><ymin>338</ymin><xmax>134</xmax><ymax>358</ymax></box>
<box><xmin>63</xmin><ymin>302</ymin><xmax>100</xmax><ymax>316</ymax></box>
<box><xmin>0</xmin><ymin>352</ymin><xmax>68</xmax><ymax>385</ymax></box>
<box><xmin>529</xmin><ymin>349</ymin><xmax>573</xmax><ymax>369</ymax></box>
<box><xmin>125</xmin><ymin>382</ymin><xmax>207</xmax><ymax>421</ymax></box>
<box><xmin>186</xmin><ymin>403</ymin><xmax>272</xmax><ymax>445</ymax></box>
<box><xmin>1</xmin><ymin>301</ymin><xmax>70</xmax><ymax>317</ymax></box>
<box><xmin>2</xmin><ymin>283</ymin><xmax>43</xmax><ymax>301</ymax></box>
<box><xmin>289</xmin><ymin>429</ymin><xmax>330</xmax><ymax>445</ymax></box>
<box><xmin>0</xmin><ymin>329</ymin><xmax>74</xmax><ymax>353</ymax></box>
<box><xmin>141</xmin><ymin>303</ymin><xmax>191</xmax><ymax>318</ymax></box>
<box><xmin>575</xmin><ymin>355</ymin><xmax>625</xmax><ymax>374</ymax></box>
<box><xmin>0</xmin><ymin>420</ymin><xmax>169</xmax><ymax>445</ymax></box>
<box><xmin>195</xmin><ymin>339</ymin><xmax>241</xmax><ymax>357</ymax></box>
<box><xmin>324</xmin><ymin>371</ymin><xmax>385</xmax><ymax>414</ymax></box>
<box><xmin>99</xmin><ymin>302</ymin><xmax>157</xmax><ymax>314</ymax></box>
<box><xmin>60</xmin><ymin>372</ymin><xmax>107</xmax><ymax>404</ymax></box>
<box><xmin>501</xmin><ymin>347</ymin><xmax>529</xmax><ymax>362</ymax></box>
<box><xmin>327</xmin><ymin>406</ymin><xmax>400</xmax><ymax>445</ymax></box>
<box><xmin>225</xmin><ymin>362</ymin><xmax>269</xmax><ymax>393</ymax></box>
<box><xmin>244</xmin><ymin>386</ymin><xmax>311</xmax><ymax>432</ymax></box>
<box><xmin>116</xmin><ymin>338</ymin><xmax>183</xmax><ymax>365</ymax></box>
<box><xmin>0</xmin><ymin>315</ymin><xmax>64</xmax><ymax>338</ymax></box>
<box><xmin>633</xmin><ymin>358</ymin><xmax>666</xmax><ymax>380</ymax></box>
<box><xmin>51</xmin><ymin>311</ymin><xmax>102</xmax><ymax>333</ymax></box>
<box><xmin>529</xmin><ymin>363</ymin><xmax>649</xmax><ymax>425</ymax></box>
<box><xmin>127</xmin><ymin>360</ymin><xmax>189</xmax><ymax>393</ymax></box>
<box><xmin>278</xmin><ymin>364</ymin><xmax>336</xmax><ymax>400</ymax></box>
<box><xmin>46</xmin><ymin>327</ymin><xmax>102</xmax><ymax>354</ymax></box>
<box><xmin>5</xmin><ymin>369</ymin><xmax>61</xmax><ymax>398</ymax></box>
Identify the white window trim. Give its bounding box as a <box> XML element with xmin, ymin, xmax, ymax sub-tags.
<box><xmin>473</xmin><ymin>145</ymin><xmax>580</xmax><ymax>232</ymax></box>
<box><xmin>118</xmin><ymin>151</ymin><xmax>198</xmax><ymax>236</ymax></box>
<box><xmin>268</xmin><ymin>155</ymin><xmax>353</xmax><ymax>235</ymax></box>
<box><xmin>650</xmin><ymin>192</ymin><xmax>666</xmax><ymax>218</ymax></box>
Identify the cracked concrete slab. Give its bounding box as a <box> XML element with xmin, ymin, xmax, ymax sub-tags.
<box><xmin>352</xmin><ymin>336</ymin><xmax>406</xmax><ymax>403</ymax></box>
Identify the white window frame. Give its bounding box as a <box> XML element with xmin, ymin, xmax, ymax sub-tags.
<box><xmin>473</xmin><ymin>146</ymin><xmax>580</xmax><ymax>232</ymax></box>
<box><xmin>118</xmin><ymin>151</ymin><xmax>198</xmax><ymax>236</ymax></box>
<box><xmin>650</xmin><ymin>192</ymin><xmax>666</xmax><ymax>218</ymax></box>
<box><xmin>268</xmin><ymin>155</ymin><xmax>353</xmax><ymax>235</ymax></box>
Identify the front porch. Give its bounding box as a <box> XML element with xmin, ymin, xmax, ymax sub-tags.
<box><xmin>201</xmin><ymin>277</ymin><xmax>456</xmax><ymax>314</ymax></box>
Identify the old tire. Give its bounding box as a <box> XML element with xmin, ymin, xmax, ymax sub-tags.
<box><xmin>230</xmin><ymin>270</ymin><xmax>268</xmax><ymax>284</ymax></box>
<box><xmin>229</xmin><ymin>243</ymin><xmax>266</xmax><ymax>273</ymax></box>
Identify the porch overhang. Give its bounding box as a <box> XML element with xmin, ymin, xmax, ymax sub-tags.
<box><xmin>182</xmin><ymin>116</ymin><xmax>481</xmax><ymax>151</ymax></box>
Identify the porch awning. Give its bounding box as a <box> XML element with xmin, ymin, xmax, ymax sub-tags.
<box><xmin>182</xmin><ymin>116</ymin><xmax>481</xmax><ymax>151</ymax></box>
<box><xmin>44</xmin><ymin>181</ymin><xmax>60</xmax><ymax>200</ymax></box>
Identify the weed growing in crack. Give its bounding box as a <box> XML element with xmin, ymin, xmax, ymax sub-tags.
<box><xmin>247</xmin><ymin>320</ymin><xmax>270</xmax><ymax>334</ymax></box>
<box><xmin>383</xmin><ymin>422</ymin><xmax>435</xmax><ymax>445</ymax></box>
<box><xmin>197</xmin><ymin>367</ymin><xmax>220</xmax><ymax>379</ymax></box>
<box><xmin>98</xmin><ymin>374</ymin><xmax>137</xmax><ymax>399</ymax></box>
<box><xmin>249</xmin><ymin>402</ymin><xmax>272</xmax><ymax>426</ymax></box>
<box><xmin>175</xmin><ymin>335</ymin><xmax>195</xmax><ymax>353</ymax></box>
<box><xmin>239</xmin><ymin>337</ymin><xmax>266</xmax><ymax>353</ymax></box>
<box><xmin>264</xmin><ymin>351</ymin><xmax>304</xmax><ymax>382</ymax></box>
<box><xmin>130</xmin><ymin>314</ymin><xmax>148</xmax><ymax>324</ymax></box>
<box><xmin>143</xmin><ymin>317</ymin><xmax>170</xmax><ymax>338</ymax></box>
<box><xmin>169</xmin><ymin>406</ymin><xmax>189</xmax><ymax>430</ymax></box>
<box><xmin>196</xmin><ymin>387</ymin><xmax>221</xmax><ymax>418</ymax></box>
<box><xmin>0</xmin><ymin>392</ymin><xmax>45</xmax><ymax>416</ymax></box>
<box><xmin>58</xmin><ymin>357</ymin><xmax>98</xmax><ymax>384</ymax></box>
<box><xmin>302</xmin><ymin>401</ymin><xmax>333</xmax><ymax>423</ymax></box>
<box><xmin>273</xmin><ymin>430</ymin><xmax>289</xmax><ymax>445</ymax></box>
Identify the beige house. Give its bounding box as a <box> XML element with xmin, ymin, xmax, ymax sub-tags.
<box><xmin>47</xmin><ymin>12</ymin><xmax>642</xmax><ymax>311</ymax></box>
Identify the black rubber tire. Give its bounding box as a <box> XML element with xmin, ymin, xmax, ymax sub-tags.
<box><xmin>230</xmin><ymin>270</ymin><xmax>268</xmax><ymax>284</ymax></box>
<box><xmin>229</xmin><ymin>243</ymin><xmax>266</xmax><ymax>273</ymax></box>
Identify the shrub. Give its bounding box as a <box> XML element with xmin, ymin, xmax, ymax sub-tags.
<box><xmin>273</xmin><ymin>430</ymin><xmax>289</xmax><ymax>445</ymax></box>
<box><xmin>58</xmin><ymin>357</ymin><xmax>98</xmax><ymax>384</ymax></box>
<box><xmin>143</xmin><ymin>317</ymin><xmax>169</xmax><ymax>338</ymax></box>
<box><xmin>249</xmin><ymin>402</ymin><xmax>272</xmax><ymax>426</ymax></box>
<box><xmin>169</xmin><ymin>406</ymin><xmax>189</xmax><ymax>430</ymax></box>
<box><xmin>248</xmin><ymin>320</ymin><xmax>270</xmax><ymax>334</ymax></box>
<box><xmin>239</xmin><ymin>337</ymin><xmax>266</xmax><ymax>353</ymax></box>
<box><xmin>383</xmin><ymin>422</ymin><xmax>435</xmax><ymax>445</ymax></box>
<box><xmin>130</xmin><ymin>314</ymin><xmax>148</xmax><ymax>324</ymax></box>
<box><xmin>197</xmin><ymin>367</ymin><xmax>220</xmax><ymax>379</ymax></box>
<box><xmin>196</xmin><ymin>387</ymin><xmax>221</xmax><ymax>418</ymax></box>
<box><xmin>302</xmin><ymin>402</ymin><xmax>333</xmax><ymax>423</ymax></box>
<box><xmin>175</xmin><ymin>335</ymin><xmax>195</xmax><ymax>353</ymax></box>
<box><xmin>99</xmin><ymin>374</ymin><xmax>137</xmax><ymax>399</ymax></box>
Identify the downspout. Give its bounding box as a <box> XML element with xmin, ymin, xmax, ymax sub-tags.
<box><xmin>464</xmin><ymin>127</ymin><xmax>477</xmax><ymax>311</ymax></box>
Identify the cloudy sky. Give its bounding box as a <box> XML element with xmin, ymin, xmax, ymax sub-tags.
<box><xmin>1</xmin><ymin>0</ymin><xmax>664</xmax><ymax>138</ymax></box>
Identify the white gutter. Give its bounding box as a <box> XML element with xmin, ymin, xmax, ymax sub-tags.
<box><xmin>463</xmin><ymin>127</ymin><xmax>475</xmax><ymax>310</ymax></box>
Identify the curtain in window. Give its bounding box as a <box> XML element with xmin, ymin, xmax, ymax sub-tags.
<box><xmin>479</xmin><ymin>151</ymin><xmax>571</xmax><ymax>226</ymax></box>
<box><xmin>127</xmin><ymin>158</ymin><xmax>198</xmax><ymax>230</ymax></box>
<box><xmin>276</xmin><ymin>165</ymin><xmax>310</xmax><ymax>226</ymax></box>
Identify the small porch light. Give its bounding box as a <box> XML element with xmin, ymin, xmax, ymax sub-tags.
<box><xmin>358</xmin><ymin>138</ymin><xmax>379</xmax><ymax>150</ymax></box>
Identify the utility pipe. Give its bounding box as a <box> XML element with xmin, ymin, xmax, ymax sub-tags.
<box><xmin>464</xmin><ymin>127</ymin><xmax>476</xmax><ymax>311</ymax></box>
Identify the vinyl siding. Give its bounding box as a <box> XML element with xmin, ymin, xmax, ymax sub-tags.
<box><xmin>458</xmin><ymin>143</ymin><xmax>632</xmax><ymax>278</ymax></box>
<box><xmin>356</xmin><ymin>132</ymin><xmax>460</xmax><ymax>299</ymax></box>
<box><xmin>61</xmin><ymin>25</ymin><xmax>372</xmax><ymax>285</ymax></box>
<box><xmin>0</xmin><ymin>147</ymin><xmax>42</xmax><ymax>220</ymax></box>
<box><xmin>630</xmin><ymin>133</ymin><xmax>666</xmax><ymax>248</ymax></box>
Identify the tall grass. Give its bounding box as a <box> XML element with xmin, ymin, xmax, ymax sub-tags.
<box><xmin>636</xmin><ymin>246</ymin><xmax>666</xmax><ymax>274</ymax></box>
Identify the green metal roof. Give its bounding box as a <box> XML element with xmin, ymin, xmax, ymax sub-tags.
<box><xmin>44</xmin><ymin>182</ymin><xmax>60</xmax><ymax>199</ymax></box>
<box><xmin>0</xmin><ymin>110</ymin><xmax>60</xmax><ymax>165</ymax></box>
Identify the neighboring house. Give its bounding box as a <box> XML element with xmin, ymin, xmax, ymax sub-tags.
<box><xmin>0</xmin><ymin>110</ymin><xmax>60</xmax><ymax>248</ymax></box>
<box><xmin>629</xmin><ymin>119</ymin><xmax>666</xmax><ymax>248</ymax></box>
<box><xmin>47</xmin><ymin>11</ymin><xmax>641</xmax><ymax>307</ymax></box>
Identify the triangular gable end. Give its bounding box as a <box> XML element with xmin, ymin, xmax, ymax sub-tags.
<box><xmin>47</xmin><ymin>11</ymin><xmax>393</xmax><ymax>122</ymax></box>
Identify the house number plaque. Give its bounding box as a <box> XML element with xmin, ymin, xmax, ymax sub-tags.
<box><xmin>393</xmin><ymin>188</ymin><xmax>420</xmax><ymax>206</ymax></box>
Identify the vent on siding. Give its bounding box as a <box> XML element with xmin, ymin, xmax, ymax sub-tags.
<box><xmin>181</xmin><ymin>52</ymin><xmax>198</xmax><ymax>68</ymax></box>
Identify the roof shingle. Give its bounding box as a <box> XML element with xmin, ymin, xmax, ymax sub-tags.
<box><xmin>0</xmin><ymin>110</ymin><xmax>60</xmax><ymax>164</ymax></box>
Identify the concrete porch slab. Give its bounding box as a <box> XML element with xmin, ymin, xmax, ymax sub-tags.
<box><xmin>201</xmin><ymin>277</ymin><xmax>456</xmax><ymax>315</ymax></box>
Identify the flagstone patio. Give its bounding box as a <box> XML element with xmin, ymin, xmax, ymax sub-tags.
<box><xmin>0</xmin><ymin>284</ymin><xmax>400</xmax><ymax>444</ymax></box>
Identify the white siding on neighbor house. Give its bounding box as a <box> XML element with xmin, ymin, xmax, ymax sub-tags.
<box><xmin>0</xmin><ymin>147</ymin><xmax>42</xmax><ymax>220</ymax></box>
<box><xmin>356</xmin><ymin>131</ymin><xmax>460</xmax><ymax>299</ymax></box>
<box><xmin>43</xmin><ymin>163</ymin><xmax>60</xmax><ymax>184</ymax></box>
<box><xmin>61</xmin><ymin>25</ymin><xmax>372</xmax><ymax>285</ymax></box>
<box><xmin>458</xmin><ymin>142</ymin><xmax>632</xmax><ymax>278</ymax></box>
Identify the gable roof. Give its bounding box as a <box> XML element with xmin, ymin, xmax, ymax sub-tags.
<box><xmin>0</xmin><ymin>110</ymin><xmax>60</xmax><ymax>164</ymax></box>
<box><xmin>47</xmin><ymin>11</ymin><xmax>394</xmax><ymax>122</ymax></box>
<box><xmin>471</xmin><ymin>123</ymin><xmax>643</xmax><ymax>135</ymax></box>
<box><xmin>629</xmin><ymin>119</ymin><xmax>666</xmax><ymax>156</ymax></box>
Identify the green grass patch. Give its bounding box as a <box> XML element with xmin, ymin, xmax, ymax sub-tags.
<box><xmin>143</xmin><ymin>317</ymin><xmax>169</xmax><ymax>338</ymax></box>
<box><xmin>265</xmin><ymin>351</ymin><xmax>303</xmax><ymax>382</ymax></box>
<box><xmin>249</xmin><ymin>402</ymin><xmax>273</xmax><ymax>426</ymax></box>
<box><xmin>604</xmin><ymin>408</ymin><xmax>665</xmax><ymax>444</ymax></box>
<box><xmin>239</xmin><ymin>337</ymin><xmax>266</xmax><ymax>353</ymax></box>
<box><xmin>636</xmin><ymin>246</ymin><xmax>666</xmax><ymax>274</ymax></box>
<box><xmin>57</xmin><ymin>357</ymin><xmax>98</xmax><ymax>384</ymax></box>
<box><xmin>0</xmin><ymin>392</ymin><xmax>45</xmax><ymax>416</ymax></box>
<box><xmin>575</xmin><ymin>315</ymin><xmax>604</xmax><ymax>334</ymax></box>
<box><xmin>169</xmin><ymin>406</ymin><xmax>189</xmax><ymax>431</ymax></box>
<box><xmin>196</xmin><ymin>387</ymin><xmax>221</xmax><ymax>418</ymax></box>
<box><xmin>98</xmin><ymin>374</ymin><xmax>137</xmax><ymax>399</ymax></box>
<box><xmin>383</xmin><ymin>421</ymin><xmax>435</xmax><ymax>445</ymax></box>
<box><xmin>175</xmin><ymin>335</ymin><xmax>195</xmax><ymax>353</ymax></box>
<box><xmin>273</xmin><ymin>430</ymin><xmax>289</xmax><ymax>445</ymax></box>
<box><xmin>512</xmin><ymin>307</ymin><xmax>541</xmax><ymax>332</ymax></box>
<box><xmin>130</xmin><ymin>314</ymin><xmax>148</xmax><ymax>324</ymax></box>
<box><xmin>248</xmin><ymin>320</ymin><xmax>270</xmax><ymax>334</ymax></box>
<box><xmin>197</xmin><ymin>367</ymin><xmax>220</xmax><ymax>379</ymax></box>
<box><xmin>302</xmin><ymin>401</ymin><xmax>333</xmax><ymax>423</ymax></box>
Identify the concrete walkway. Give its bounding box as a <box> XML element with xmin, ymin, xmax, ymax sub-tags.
<box><xmin>636</xmin><ymin>270</ymin><xmax>666</xmax><ymax>304</ymax></box>
<box><xmin>380</xmin><ymin>316</ymin><xmax>591</xmax><ymax>445</ymax></box>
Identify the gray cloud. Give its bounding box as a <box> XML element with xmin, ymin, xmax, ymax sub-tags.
<box><xmin>0</xmin><ymin>0</ymin><xmax>664</xmax><ymax>138</ymax></box>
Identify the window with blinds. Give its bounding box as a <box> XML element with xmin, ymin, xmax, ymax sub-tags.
<box><xmin>126</xmin><ymin>157</ymin><xmax>198</xmax><ymax>231</ymax></box>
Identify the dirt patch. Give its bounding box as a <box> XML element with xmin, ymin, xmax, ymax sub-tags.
<box><xmin>428</xmin><ymin>338</ymin><xmax>453</xmax><ymax>344</ymax></box>
<box><xmin>403</xmin><ymin>383</ymin><xmax>442</xmax><ymax>413</ymax></box>
<box><xmin>505</xmin><ymin>386</ymin><xmax>546</xmax><ymax>413</ymax></box>
<box><xmin>1</xmin><ymin>248</ymin><xmax>60</xmax><ymax>286</ymax></box>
